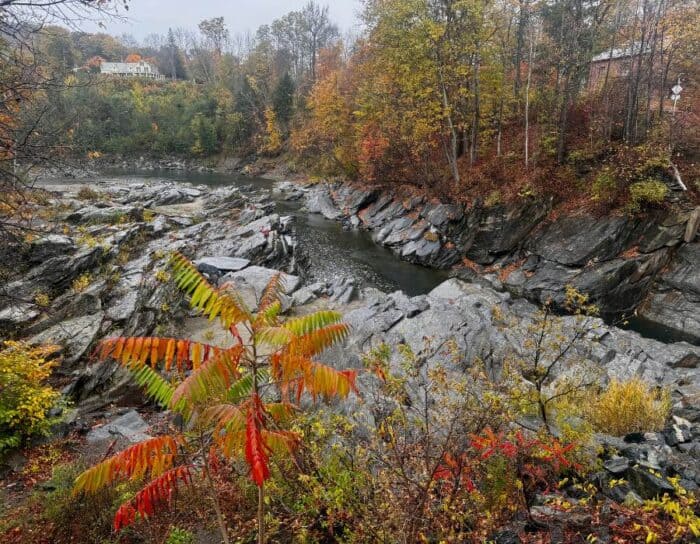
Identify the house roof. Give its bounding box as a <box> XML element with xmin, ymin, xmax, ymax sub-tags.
<box><xmin>591</xmin><ymin>44</ymin><xmax>647</xmax><ymax>63</ymax></box>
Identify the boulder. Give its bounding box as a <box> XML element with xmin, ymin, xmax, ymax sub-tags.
<box><xmin>27</xmin><ymin>234</ymin><xmax>76</xmax><ymax>264</ymax></box>
<box><xmin>222</xmin><ymin>266</ymin><xmax>301</xmax><ymax>309</ymax></box>
<box><xmin>383</xmin><ymin>219</ymin><xmax>429</xmax><ymax>246</ymax></box>
<box><xmin>4</xmin><ymin>245</ymin><xmax>105</xmax><ymax>303</ymax></box>
<box><xmin>272</xmin><ymin>181</ymin><xmax>306</xmax><ymax>201</ymax></box>
<box><xmin>467</xmin><ymin>200</ymin><xmax>549</xmax><ymax>264</ymax></box>
<box><xmin>0</xmin><ymin>303</ymin><xmax>40</xmax><ymax>328</ymax></box>
<box><xmin>684</xmin><ymin>207</ymin><xmax>700</xmax><ymax>243</ymax></box>
<box><xmin>570</xmin><ymin>250</ymin><xmax>669</xmax><ymax>315</ymax></box>
<box><xmin>29</xmin><ymin>312</ymin><xmax>104</xmax><ymax>366</ymax></box>
<box><xmin>232</xmin><ymin>213</ymin><xmax>281</xmax><ymax>238</ymax></box>
<box><xmin>635</xmin><ymin>210</ymin><xmax>689</xmax><ymax>252</ymax></box>
<box><xmin>331</xmin><ymin>185</ymin><xmax>378</xmax><ymax>215</ymax></box>
<box><xmin>292</xmin><ymin>286</ymin><xmax>318</xmax><ymax>306</ymax></box>
<box><xmin>66</xmin><ymin>205</ymin><xmax>142</xmax><ymax>224</ymax></box>
<box><xmin>359</xmin><ymin>196</ymin><xmax>407</xmax><ymax>229</ymax></box>
<box><xmin>626</xmin><ymin>466</ymin><xmax>676</xmax><ymax>499</ymax></box>
<box><xmin>423</xmin><ymin>202</ymin><xmax>463</xmax><ymax>227</ymax></box>
<box><xmin>387</xmin><ymin>291</ymin><xmax>429</xmax><ymax>318</ymax></box>
<box><xmin>637</xmin><ymin>243</ymin><xmax>700</xmax><ymax>343</ymax></box>
<box><xmin>531</xmin><ymin>215</ymin><xmax>633</xmax><ymax>266</ymax></box>
<box><xmin>507</xmin><ymin>259</ymin><xmax>578</xmax><ymax>305</ymax></box>
<box><xmin>86</xmin><ymin>410</ymin><xmax>151</xmax><ymax>444</ymax></box>
<box><xmin>400</xmin><ymin>238</ymin><xmax>441</xmax><ymax>261</ymax></box>
<box><xmin>306</xmin><ymin>188</ymin><xmax>342</xmax><ymax>220</ymax></box>
<box><xmin>195</xmin><ymin>256</ymin><xmax>250</xmax><ymax>273</ymax></box>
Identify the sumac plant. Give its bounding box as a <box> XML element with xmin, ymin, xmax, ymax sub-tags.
<box><xmin>73</xmin><ymin>253</ymin><xmax>357</xmax><ymax>544</ymax></box>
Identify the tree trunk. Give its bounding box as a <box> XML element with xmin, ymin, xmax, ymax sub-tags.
<box><xmin>438</xmin><ymin>67</ymin><xmax>460</xmax><ymax>184</ymax></box>
<box><xmin>601</xmin><ymin>9</ymin><xmax>623</xmax><ymax>141</ymax></box>
<box><xmin>624</xmin><ymin>0</ymin><xmax>648</xmax><ymax>144</ymax></box>
<box><xmin>643</xmin><ymin>0</ymin><xmax>664</xmax><ymax>134</ymax></box>
<box><xmin>514</xmin><ymin>0</ymin><xmax>529</xmax><ymax>100</ymax></box>
<box><xmin>258</xmin><ymin>483</ymin><xmax>265</xmax><ymax>544</ymax></box>
<box><xmin>556</xmin><ymin>75</ymin><xmax>572</xmax><ymax>164</ymax></box>
<box><xmin>470</xmin><ymin>49</ymin><xmax>481</xmax><ymax>166</ymax></box>
<box><xmin>524</xmin><ymin>26</ymin><xmax>535</xmax><ymax>168</ymax></box>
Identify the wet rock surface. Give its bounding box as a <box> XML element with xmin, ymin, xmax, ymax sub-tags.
<box><xmin>303</xmin><ymin>181</ymin><xmax>700</xmax><ymax>343</ymax></box>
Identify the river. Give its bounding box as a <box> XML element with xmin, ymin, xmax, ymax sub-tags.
<box><xmin>96</xmin><ymin>169</ymin><xmax>449</xmax><ymax>296</ymax></box>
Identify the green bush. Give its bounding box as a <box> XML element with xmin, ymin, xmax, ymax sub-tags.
<box><xmin>165</xmin><ymin>527</ymin><xmax>196</xmax><ymax>544</ymax></box>
<box><xmin>591</xmin><ymin>168</ymin><xmax>618</xmax><ymax>202</ymax></box>
<box><xmin>627</xmin><ymin>179</ymin><xmax>668</xmax><ymax>212</ymax></box>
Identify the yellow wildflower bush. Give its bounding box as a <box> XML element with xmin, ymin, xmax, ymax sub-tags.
<box><xmin>71</xmin><ymin>273</ymin><xmax>91</xmax><ymax>293</ymax></box>
<box><xmin>0</xmin><ymin>341</ymin><xmax>61</xmax><ymax>453</ymax></box>
<box><xmin>586</xmin><ymin>377</ymin><xmax>671</xmax><ymax>436</ymax></box>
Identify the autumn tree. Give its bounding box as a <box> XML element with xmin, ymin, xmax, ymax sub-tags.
<box><xmin>0</xmin><ymin>0</ymin><xmax>125</xmax><ymax>243</ymax></box>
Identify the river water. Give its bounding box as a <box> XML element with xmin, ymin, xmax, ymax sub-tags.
<box><xmin>98</xmin><ymin>170</ymin><xmax>449</xmax><ymax>296</ymax></box>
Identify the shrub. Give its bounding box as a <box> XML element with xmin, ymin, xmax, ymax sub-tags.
<box><xmin>423</xmin><ymin>230</ymin><xmax>439</xmax><ymax>242</ymax></box>
<box><xmin>586</xmin><ymin>377</ymin><xmax>671</xmax><ymax>435</ymax></box>
<box><xmin>627</xmin><ymin>179</ymin><xmax>667</xmax><ymax>212</ymax></box>
<box><xmin>165</xmin><ymin>527</ymin><xmax>195</xmax><ymax>544</ymax></box>
<box><xmin>73</xmin><ymin>253</ymin><xmax>355</xmax><ymax>544</ymax></box>
<box><xmin>484</xmin><ymin>189</ymin><xmax>502</xmax><ymax>207</ymax></box>
<box><xmin>76</xmin><ymin>186</ymin><xmax>100</xmax><ymax>201</ymax></box>
<box><xmin>591</xmin><ymin>167</ymin><xmax>618</xmax><ymax>202</ymax></box>
<box><xmin>154</xmin><ymin>269</ymin><xmax>170</xmax><ymax>282</ymax></box>
<box><xmin>33</xmin><ymin>292</ymin><xmax>50</xmax><ymax>307</ymax></box>
<box><xmin>71</xmin><ymin>273</ymin><xmax>91</xmax><ymax>292</ymax></box>
<box><xmin>0</xmin><ymin>341</ymin><xmax>60</xmax><ymax>453</ymax></box>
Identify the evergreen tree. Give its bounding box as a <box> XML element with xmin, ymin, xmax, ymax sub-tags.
<box><xmin>167</xmin><ymin>28</ymin><xmax>187</xmax><ymax>80</ymax></box>
<box><xmin>273</xmin><ymin>72</ymin><xmax>295</xmax><ymax>126</ymax></box>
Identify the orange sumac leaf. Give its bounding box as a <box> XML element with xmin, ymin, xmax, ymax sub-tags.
<box><xmin>170</xmin><ymin>345</ymin><xmax>242</xmax><ymax>406</ymax></box>
<box><xmin>74</xmin><ymin>435</ymin><xmax>181</xmax><ymax>494</ymax></box>
<box><xmin>95</xmin><ymin>337</ymin><xmax>219</xmax><ymax>372</ymax></box>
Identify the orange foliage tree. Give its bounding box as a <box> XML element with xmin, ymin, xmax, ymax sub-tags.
<box><xmin>73</xmin><ymin>253</ymin><xmax>356</xmax><ymax>544</ymax></box>
<box><xmin>291</xmin><ymin>45</ymin><xmax>358</xmax><ymax>176</ymax></box>
<box><xmin>125</xmin><ymin>53</ymin><xmax>142</xmax><ymax>63</ymax></box>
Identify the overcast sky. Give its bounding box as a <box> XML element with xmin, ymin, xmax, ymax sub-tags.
<box><xmin>84</xmin><ymin>0</ymin><xmax>362</xmax><ymax>40</ymax></box>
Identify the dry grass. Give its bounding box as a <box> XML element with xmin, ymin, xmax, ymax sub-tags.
<box><xmin>586</xmin><ymin>377</ymin><xmax>671</xmax><ymax>436</ymax></box>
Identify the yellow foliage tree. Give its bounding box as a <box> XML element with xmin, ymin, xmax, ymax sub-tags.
<box><xmin>0</xmin><ymin>341</ymin><xmax>60</xmax><ymax>453</ymax></box>
<box><xmin>260</xmin><ymin>107</ymin><xmax>282</xmax><ymax>155</ymax></box>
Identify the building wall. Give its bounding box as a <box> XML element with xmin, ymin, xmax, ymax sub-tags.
<box><xmin>588</xmin><ymin>57</ymin><xmax>634</xmax><ymax>89</ymax></box>
<box><xmin>100</xmin><ymin>61</ymin><xmax>165</xmax><ymax>80</ymax></box>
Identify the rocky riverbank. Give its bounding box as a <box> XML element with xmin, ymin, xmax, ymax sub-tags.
<box><xmin>1</xmin><ymin>173</ymin><xmax>700</xmax><ymax>532</ymax></box>
<box><xmin>0</xmin><ymin>178</ymin><xmax>302</xmax><ymax>407</ymax></box>
<box><xmin>300</xmin><ymin>180</ymin><xmax>700</xmax><ymax>344</ymax></box>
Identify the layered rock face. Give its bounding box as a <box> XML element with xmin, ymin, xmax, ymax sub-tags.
<box><xmin>303</xmin><ymin>182</ymin><xmax>700</xmax><ymax>343</ymax></box>
<box><xmin>0</xmin><ymin>179</ymin><xmax>301</xmax><ymax>406</ymax></box>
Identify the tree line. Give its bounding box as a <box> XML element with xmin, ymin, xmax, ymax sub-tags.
<box><xmin>9</xmin><ymin>0</ymin><xmax>700</xmax><ymax>206</ymax></box>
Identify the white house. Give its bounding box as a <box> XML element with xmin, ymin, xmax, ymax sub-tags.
<box><xmin>100</xmin><ymin>60</ymin><xmax>165</xmax><ymax>80</ymax></box>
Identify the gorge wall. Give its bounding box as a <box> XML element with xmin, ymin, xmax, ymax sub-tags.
<box><xmin>302</xmin><ymin>181</ymin><xmax>700</xmax><ymax>344</ymax></box>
